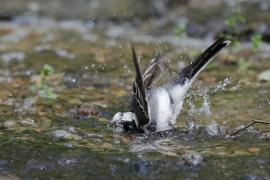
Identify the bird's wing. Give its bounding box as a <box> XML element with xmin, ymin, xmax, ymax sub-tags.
<box><xmin>142</xmin><ymin>52</ymin><xmax>163</xmax><ymax>90</ymax></box>
<box><xmin>177</xmin><ymin>37</ymin><xmax>231</xmax><ymax>85</ymax></box>
<box><xmin>129</xmin><ymin>46</ymin><xmax>149</xmax><ymax>127</ymax></box>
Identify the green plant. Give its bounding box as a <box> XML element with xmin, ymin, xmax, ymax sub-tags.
<box><xmin>175</xmin><ymin>22</ymin><xmax>187</xmax><ymax>38</ymax></box>
<box><xmin>33</xmin><ymin>64</ymin><xmax>57</xmax><ymax>100</ymax></box>
<box><xmin>251</xmin><ymin>33</ymin><xmax>263</xmax><ymax>52</ymax></box>
<box><xmin>224</xmin><ymin>5</ymin><xmax>245</xmax><ymax>48</ymax></box>
<box><xmin>225</xmin><ymin>6</ymin><xmax>245</xmax><ymax>32</ymax></box>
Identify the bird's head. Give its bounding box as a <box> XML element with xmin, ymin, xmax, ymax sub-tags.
<box><xmin>111</xmin><ymin>112</ymin><xmax>139</xmax><ymax>133</ymax></box>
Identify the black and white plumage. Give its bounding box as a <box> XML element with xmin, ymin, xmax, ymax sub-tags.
<box><xmin>112</xmin><ymin>38</ymin><xmax>231</xmax><ymax>133</ymax></box>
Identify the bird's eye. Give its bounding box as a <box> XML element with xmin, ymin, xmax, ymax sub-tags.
<box><xmin>122</xmin><ymin>120</ymin><xmax>137</xmax><ymax>132</ymax></box>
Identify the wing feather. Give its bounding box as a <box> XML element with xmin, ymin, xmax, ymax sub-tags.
<box><xmin>142</xmin><ymin>52</ymin><xmax>163</xmax><ymax>90</ymax></box>
<box><xmin>130</xmin><ymin>46</ymin><xmax>149</xmax><ymax>127</ymax></box>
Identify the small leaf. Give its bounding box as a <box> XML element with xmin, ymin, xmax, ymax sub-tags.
<box><xmin>175</xmin><ymin>22</ymin><xmax>186</xmax><ymax>38</ymax></box>
<box><xmin>251</xmin><ymin>34</ymin><xmax>263</xmax><ymax>51</ymax></box>
<box><xmin>258</xmin><ymin>69</ymin><xmax>270</xmax><ymax>81</ymax></box>
<box><xmin>41</xmin><ymin>64</ymin><xmax>54</xmax><ymax>77</ymax></box>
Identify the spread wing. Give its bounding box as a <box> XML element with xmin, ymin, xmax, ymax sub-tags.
<box><xmin>142</xmin><ymin>52</ymin><xmax>163</xmax><ymax>91</ymax></box>
<box><xmin>129</xmin><ymin>46</ymin><xmax>149</xmax><ymax>127</ymax></box>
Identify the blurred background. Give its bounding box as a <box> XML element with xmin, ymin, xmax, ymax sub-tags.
<box><xmin>1</xmin><ymin>0</ymin><xmax>270</xmax><ymax>41</ymax></box>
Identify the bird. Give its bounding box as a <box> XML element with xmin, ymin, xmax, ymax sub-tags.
<box><xmin>112</xmin><ymin>37</ymin><xmax>231</xmax><ymax>133</ymax></box>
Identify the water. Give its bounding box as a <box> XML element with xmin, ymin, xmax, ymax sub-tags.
<box><xmin>0</xmin><ymin>1</ymin><xmax>270</xmax><ymax>179</ymax></box>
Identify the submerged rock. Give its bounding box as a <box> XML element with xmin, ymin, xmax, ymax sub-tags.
<box><xmin>181</xmin><ymin>153</ymin><xmax>203</xmax><ymax>167</ymax></box>
<box><xmin>133</xmin><ymin>159</ymin><xmax>151</xmax><ymax>176</ymax></box>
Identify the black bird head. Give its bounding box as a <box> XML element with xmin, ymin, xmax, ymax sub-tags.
<box><xmin>111</xmin><ymin>112</ymin><xmax>139</xmax><ymax>133</ymax></box>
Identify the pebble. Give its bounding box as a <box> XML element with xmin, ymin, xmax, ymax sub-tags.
<box><xmin>24</xmin><ymin>159</ymin><xmax>49</xmax><ymax>172</ymax></box>
<box><xmin>20</xmin><ymin>118</ymin><xmax>36</xmax><ymax>126</ymax></box>
<box><xmin>64</xmin><ymin>143</ymin><xmax>75</xmax><ymax>148</ymax></box>
<box><xmin>206</xmin><ymin>121</ymin><xmax>219</xmax><ymax>136</ymax></box>
<box><xmin>259</xmin><ymin>131</ymin><xmax>270</xmax><ymax>140</ymax></box>
<box><xmin>53</xmin><ymin>129</ymin><xmax>81</xmax><ymax>140</ymax></box>
<box><xmin>54</xmin><ymin>49</ymin><xmax>75</xmax><ymax>60</ymax></box>
<box><xmin>3</xmin><ymin>120</ymin><xmax>16</xmax><ymax>128</ymax></box>
<box><xmin>58</xmin><ymin>158</ymin><xmax>77</xmax><ymax>167</ymax></box>
<box><xmin>1</xmin><ymin>52</ymin><xmax>25</xmax><ymax>64</ymax></box>
<box><xmin>182</xmin><ymin>153</ymin><xmax>203</xmax><ymax>167</ymax></box>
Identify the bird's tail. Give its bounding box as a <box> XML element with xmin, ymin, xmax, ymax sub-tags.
<box><xmin>177</xmin><ymin>38</ymin><xmax>231</xmax><ymax>85</ymax></box>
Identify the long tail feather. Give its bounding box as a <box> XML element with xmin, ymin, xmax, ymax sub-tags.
<box><xmin>177</xmin><ymin>38</ymin><xmax>231</xmax><ymax>85</ymax></box>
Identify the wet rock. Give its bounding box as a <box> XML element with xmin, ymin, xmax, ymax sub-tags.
<box><xmin>0</xmin><ymin>28</ymin><xmax>28</xmax><ymax>43</ymax></box>
<box><xmin>206</xmin><ymin>121</ymin><xmax>219</xmax><ymax>136</ymax></box>
<box><xmin>67</xmin><ymin>126</ymin><xmax>76</xmax><ymax>133</ymax></box>
<box><xmin>22</xmin><ymin>97</ymin><xmax>36</xmax><ymax>111</ymax></box>
<box><xmin>24</xmin><ymin>159</ymin><xmax>52</xmax><ymax>173</ymax></box>
<box><xmin>53</xmin><ymin>130</ymin><xmax>73</xmax><ymax>139</ymax></box>
<box><xmin>52</xmin><ymin>128</ymin><xmax>81</xmax><ymax>140</ymax></box>
<box><xmin>63</xmin><ymin>71</ymin><xmax>82</xmax><ymax>88</ymax></box>
<box><xmin>110</xmin><ymin>157</ymin><xmax>130</xmax><ymax>164</ymax></box>
<box><xmin>57</xmin><ymin>158</ymin><xmax>77</xmax><ymax>167</ymax></box>
<box><xmin>181</xmin><ymin>153</ymin><xmax>203</xmax><ymax>167</ymax></box>
<box><xmin>0</xmin><ymin>98</ymin><xmax>15</xmax><ymax>106</ymax></box>
<box><xmin>259</xmin><ymin>131</ymin><xmax>270</xmax><ymax>140</ymax></box>
<box><xmin>72</xmin><ymin>103</ymin><xmax>99</xmax><ymax>120</ymax></box>
<box><xmin>54</xmin><ymin>49</ymin><xmax>75</xmax><ymax>60</ymax></box>
<box><xmin>258</xmin><ymin>70</ymin><xmax>270</xmax><ymax>82</ymax></box>
<box><xmin>133</xmin><ymin>160</ymin><xmax>151</xmax><ymax>176</ymax></box>
<box><xmin>64</xmin><ymin>143</ymin><xmax>75</xmax><ymax>148</ymax></box>
<box><xmin>19</xmin><ymin>118</ymin><xmax>35</xmax><ymax>126</ymax></box>
<box><xmin>129</xmin><ymin>140</ymin><xmax>171</xmax><ymax>153</ymax></box>
<box><xmin>86</xmin><ymin>133</ymin><xmax>103</xmax><ymax>138</ymax></box>
<box><xmin>129</xmin><ymin>144</ymin><xmax>159</xmax><ymax>153</ymax></box>
<box><xmin>34</xmin><ymin>44</ymin><xmax>51</xmax><ymax>52</ymax></box>
<box><xmin>3</xmin><ymin>120</ymin><xmax>16</xmax><ymax>128</ymax></box>
<box><xmin>1</xmin><ymin>52</ymin><xmax>25</xmax><ymax>64</ymax></box>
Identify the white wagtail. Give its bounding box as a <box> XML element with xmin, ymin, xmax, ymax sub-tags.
<box><xmin>112</xmin><ymin>38</ymin><xmax>231</xmax><ymax>133</ymax></box>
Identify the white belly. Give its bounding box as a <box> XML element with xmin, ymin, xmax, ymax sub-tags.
<box><xmin>148</xmin><ymin>88</ymin><xmax>173</xmax><ymax>131</ymax></box>
<box><xmin>147</xmin><ymin>83</ymin><xmax>190</xmax><ymax>131</ymax></box>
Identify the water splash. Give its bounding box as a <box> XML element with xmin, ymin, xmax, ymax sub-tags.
<box><xmin>214</xmin><ymin>77</ymin><xmax>232</xmax><ymax>92</ymax></box>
